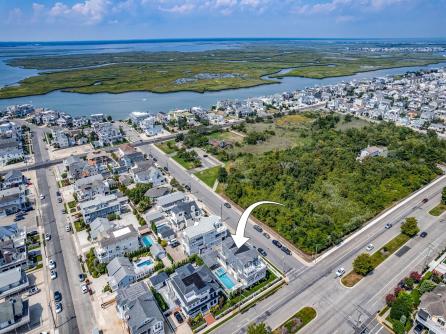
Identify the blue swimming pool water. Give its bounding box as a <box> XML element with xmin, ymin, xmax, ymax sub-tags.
<box><xmin>141</xmin><ymin>235</ymin><xmax>153</xmax><ymax>247</ymax></box>
<box><xmin>136</xmin><ymin>259</ymin><xmax>153</xmax><ymax>268</ymax></box>
<box><xmin>214</xmin><ymin>268</ymin><xmax>236</xmax><ymax>289</ymax></box>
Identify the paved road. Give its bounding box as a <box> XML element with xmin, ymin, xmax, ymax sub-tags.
<box><xmin>33</xmin><ymin>130</ymin><xmax>95</xmax><ymax>334</ymax></box>
<box><xmin>139</xmin><ymin>143</ymin><xmax>305</xmax><ymax>273</ymax></box>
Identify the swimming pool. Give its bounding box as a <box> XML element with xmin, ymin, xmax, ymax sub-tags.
<box><xmin>214</xmin><ymin>268</ymin><xmax>236</xmax><ymax>290</ymax></box>
<box><xmin>136</xmin><ymin>259</ymin><xmax>153</xmax><ymax>268</ymax></box>
<box><xmin>141</xmin><ymin>235</ymin><xmax>153</xmax><ymax>247</ymax></box>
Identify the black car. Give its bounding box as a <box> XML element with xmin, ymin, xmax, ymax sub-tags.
<box><xmin>224</xmin><ymin>202</ymin><xmax>231</xmax><ymax>209</ymax></box>
<box><xmin>253</xmin><ymin>225</ymin><xmax>263</xmax><ymax>233</ymax></box>
<box><xmin>185</xmin><ymin>185</ymin><xmax>191</xmax><ymax>191</ymax></box>
<box><xmin>153</xmin><ymin>158</ymin><xmax>157</xmax><ymax>162</ymax></box>
<box><xmin>14</xmin><ymin>216</ymin><xmax>24</xmax><ymax>222</ymax></box>
<box><xmin>174</xmin><ymin>312</ymin><xmax>184</xmax><ymax>324</ymax></box>
<box><xmin>170</xmin><ymin>241</ymin><xmax>180</xmax><ymax>248</ymax></box>
<box><xmin>163</xmin><ymin>166</ymin><xmax>168</xmax><ymax>171</ymax></box>
<box><xmin>257</xmin><ymin>248</ymin><xmax>267</xmax><ymax>256</ymax></box>
<box><xmin>54</xmin><ymin>291</ymin><xmax>62</xmax><ymax>303</ymax></box>
<box><xmin>281</xmin><ymin>247</ymin><xmax>291</xmax><ymax>255</ymax></box>
<box><xmin>78</xmin><ymin>273</ymin><xmax>85</xmax><ymax>282</ymax></box>
<box><xmin>420</xmin><ymin>231</ymin><xmax>428</xmax><ymax>238</ymax></box>
<box><xmin>272</xmin><ymin>239</ymin><xmax>282</xmax><ymax>248</ymax></box>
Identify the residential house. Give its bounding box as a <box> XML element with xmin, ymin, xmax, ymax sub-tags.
<box><xmin>64</xmin><ymin>156</ymin><xmax>98</xmax><ymax>181</ymax></box>
<box><xmin>74</xmin><ymin>174</ymin><xmax>110</xmax><ymax>202</ymax></box>
<box><xmin>157</xmin><ymin>225</ymin><xmax>175</xmax><ymax>241</ymax></box>
<box><xmin>115</xmin><ymin>282</ymin><xmax>165</xmax><ymax>334</ymax></box>
<box><xmin>357</xmin><ymin>146</ymin><xmax>388</xmax><ymax>162</ymax></box>
<box><xmin>107</xmin><ymin>256</ymin><xmax>155</xmax><ymax>291</ymax></box>
<box><xmin>144</xmin><ymin>187</ymin><xmax>170</xmax><ymax>200</ymax></box>
<box><xmin>167</xmin><ymin>263</ymin><xmax>222</xmax><ymax>318</ymax></box>
<box><xmin>0</xmin><ymin>186</ymin><xmax>27</xmax><ymax>216</ymax></box>
<box><xmin>92</xmin><ymin>122</ymin><xmax>123</xmax><ymax>146</ymax></box>
<box><xmin>169</xmin><ymin>201</ymin><xmax>202</xmax><ymax>231</ymax></box>
<box><xmin>89</xmin><ymin>217</ymin><xmax>116</xmax><ymax>241</ymax></box>
<box><xmin>415</xmin><ymin>284</ymin><xmax>446</xmax><ymax>334</ymax></box>
<box><xmin>0</xmin><ymin>297</ymin><xmax>30</xmax><ymax>334</ymax></box>
<box><xmin>52</xmin><ymin>129</ymin><xmax>74</xmax><ymax>149</ymax></box>
<box><xmin>117</xmin><ymin>144</ymin><xmax>145</xmax><ymax>168</ymax></box>
<box><xmin>217</xmin><ymin>239</ymin><xmax>267</xmax><ymax>289</ymax></box>
<box><xmin>79</xmin><ymin>194</ymin><xmax>127</xmax><ymax>224</ymax></box>
<box><xmin>1</xmin><ymin>170</ymin><xmax>25</xmax><ymax>189</ymax></box>
<box><xmin>94</xmin><ymin>225</ymin><xmax>139</xmax><ymax>263</ymax></box>
<box><xmin>0</xmin><ymin>267</ymin><xmax>29</xmax><ymax>299</ymax></box>
<box><xmin>0</xmin><ymin>137</ymin><xmax>24</xmax><ymax>166</ymax></box>
<box><xmin>149</xmin><ymin>272</ymin><xmax>169</xmax><ymax>290</ymax></box>
<box><xmin>129</xmin><ymin>111</ymin><xmax>151</xmax><ymax>124</ymax></box>
<box><xmin>181</xmin><ymin>215</ymin><xmax>227</xmax><ymax>256</ymax></box>
<box><xmin>140</xmin><ymin>117</ymin><xmax>163</xmax><ymax>136</ymax></box>
<box><xmin>0</xmin><ymin>225</ymin><xmax>27</xmax><ymax>273</ymax></box>
<box><xmin>131</xmin><ymin>166</ymin><xmax>165</xmax><ymax>186</ymax></box>
<box><xmin>156</xmin><ymin>192</ymin><xmax>186</xmax><ymax>212</ymax></box>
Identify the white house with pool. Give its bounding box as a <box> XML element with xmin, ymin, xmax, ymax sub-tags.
<box><xmin>203</xmin><ymin>238</ymin><xmax>267</xmax><ymax>291</ymax></box>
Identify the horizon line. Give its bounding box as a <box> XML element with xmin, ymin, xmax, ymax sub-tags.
<box><xmin>1</xmin><ymin>36</ymin><xmax>446</xmax><ymax>44</ymax></box>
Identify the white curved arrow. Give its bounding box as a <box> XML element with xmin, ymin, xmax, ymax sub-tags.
<box><xmin>231</xmin><ymin>201</ymin><xmax>284</xmax><ymax>248</ymax></box>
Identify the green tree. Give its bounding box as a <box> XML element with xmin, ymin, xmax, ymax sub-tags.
<box><xmin>442</xmin><ymin>187</ymin><xmax>446</xmax><ymax>204</ymax></box>
<box><xmin>389</xmin><ymin>292</ymin><xmax>413</xmax><ymax>321</ymax></box>
<box><xmin>247</xmin><ymin>323</ymin><xmax>270</xmax><ymax>334</ymax></box>
<box><xmin>401</xmin><ymin>217</ymin><xmax>420</xmax><ymax>237</ymax></box>
<box><xmin>419</xmin><ymin>279</ymin><xmax>437</xmax><ymax>294</ymax></box>
<box><xmin>353</xmin><ymin>253</ymin><xmax>374</xmax><ymax>276</ymax></box>
<box><xmin>217</xmin><ymin>167</ymin><xmax>228</xmax><ymax>183</ymax></box>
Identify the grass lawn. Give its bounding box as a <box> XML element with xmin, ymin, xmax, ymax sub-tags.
<box><xmin>172</xmin><ymin>155</ymin><xmax>200</xmax><ymax>170</ymax></box>
<box><xmin>429</xmin><ymin>203</ymin><xmax>446</xmax><ymax>216</ymax></box>
<box><xmin>156</xmin><ymin>140</ymin><xmax>178</xmax><ymax>154</ymax></box>
<box><xmin>275</xmin><ymin>114</ymin><xmax>312</xmax><ymax>127</ymax></box>
<box><xmin>272</xmin><ymin>307</ymin><xmax>317</xmax><ymax>334</ymax></box>
<box><xmin>208</xmin><ymin>130</ymin><xmax>244</xmax><ymax>143</ymax></box>
<box><xmin>74</xmin><ymin>220</ymin><xmax>87</xmax><ymax>232</ymax></box>
<box><xmin>342</xmin><ymin>233</ymin><xmax>411</xmax><ymax>287</ymax></box>
<box><xmin>194</xmin><ymin>166</ymin><xmax>221</xmax><ymax>187</ymax></box>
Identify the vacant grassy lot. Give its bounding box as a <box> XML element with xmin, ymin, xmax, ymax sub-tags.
<box><xmin>156</xmin><ymin>140</ymin><xmax>178</xmax><ymax>154</ymax></box>
<box><xmin>194</xmin><ymin>166</ymin><xmax>220</xmax><ymax>188</ymax></box>
<box><xmin>172</xmin><ymin>155</ymin><xmax>200</xmax><ymax>170</ymax></box>
<box><xmin>207</xmin><ymin>130</ymin><xmax>244</xmax><ymax>143</ymax></box>
<box><xmin>429</xmin><ymin>203</ymin><xmax>446</xmax><ymax>216</ymax></box>
<box><xmin>275</xmin><ymin>114</ymin><xmax>313</xmax><ymax>127</ymax></box>
<box><xmin>273</xmin><ymin>307</ymin><xmax>317</xmax><ymax>334</ymax></box>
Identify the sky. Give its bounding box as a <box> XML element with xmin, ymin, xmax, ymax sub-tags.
<box><xmin>1</xmin><ymin>0</ymin><xmax>445</xmax><ymax>41</ymax></box>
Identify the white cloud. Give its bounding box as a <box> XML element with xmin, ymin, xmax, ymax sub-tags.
<box><xmin>294</xmin><ymin>0</ymin><xmax>409</xmax><ymax>15</ymax></box>
<box><xmin>160</xmin><ymin>3</ymin><xmax>195</xmax><ymax>13</ymax></box>
<box><xmin>49</xmin><ymin>0</ymin><xmax>111</xmax><ymax>24</ymax></box>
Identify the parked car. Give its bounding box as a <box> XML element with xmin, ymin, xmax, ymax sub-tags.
<box><xmin>257</xmin><ymin>248</ymin><xmax>267</xmax><ymax>256</ymax></box>
<box><xmin>14</xmin><ymin>215</ymin><xmax>24</xmax><ymax>222</ymax></box>
<box><xmin>384</xmin><ymin>223</ymin><xmax>393</xmax><ymax>229</ymax></box>
<box><xmin>50</xmin><ymin>270</ymin><xmax>57</xmax><ymax>280</ymax></box>
<box><xmin>45</xmin><ymin>233</ymin><xmax>51</xmax><ymax>241</ymax></box>
<box><xmin>263</xmin><ymin>232</ymin><xmax>271</xmax><ymax>239</ymax></box>
<box><xmin>174</xmin><ymin>312</ymin><xmax>184</xmax><ymax>324</ymax></box>
<box><xmin>27</xmin><ymin>286</ymin><xmax>40</xmax><ymax>296</ymax></box>
<box><xmin>281</xmin><ymin>247</ymin><xmax>291</xmax><ymax>255</ymax></box>
<box><xmin>81</xmin><ymin>284</ymin><xmax>88</xmax><ymax>294</ymax></box>
<box><xmin>420</xmin><ymin>231</ymin><xmax>428</xmax><ymax>238</ymax></box>
<box><xmin>365</xmin><ymin>244</ymin><xmax>374</xmax><ymax>251</ymax></box>
<box><xmin>58</xmin><ymin>197</ymin><xmax>63</xmax><ymax>203</ymax></box>
<box><xmin>272</xmin><ymin>239</ymin><xmax>282</xmax><ymax>248</ymax></box>
<box><xmin>55</xmin><ymin>302</ymin><xmax>63</xmax><ymax>314</ymax></box>
<box><xmin>335</xmin><ymin>268</ymin><xmax>346</xmax><ymax>278</ymax></box>
<box><xmin>224</xmin><ymin>202</ymin><xmax>231</xmax><ymax>208</ymax></box>
<box><xmin>54</xmin><ymin>291</ymin><xmax>62</xmax><ymax>302</ymax></box>
<box><xmin>56</xmin><ymin>191</ymin><xmax>61</xmax><ymax>196</ymax></box>
<box><xmin>78</xmin><ymin>273</ymin><xmax>85</xmax><ymax>282</ymax></box>
<box><xmin>170</xmin><ymin>240</ymin><xmax>180</xmax><ymax>248</ymax></box>
<box><xmin>184</xmin><ymin>185</ymin><xmax>191</xmax><ymax>191</ymax></box>
<box><xmin>253</xmin><ymin>225</ymin><xmax>263</xmax><ymax>233</ymax></box>
<box><xmin>65</xmin><ymin>225</ymin><xmax>71</xmax><ymax>232</ymax></box>
<box><xmin>40</xmin><ymin>194</ymin><xmax>45</xmax><ymax>200</ymax></box>
<box><xmin>422</xmin><ymin>198</ymin><xmax>429</xmax><ymax>204</ymax></box>
<box><xmin>163</xmin><ymin>166</ymin><xmax>168</xmax><ymax>171</ymax></box>
<box><xmin>48</xmin><ymin>259</ymin><xmax>56</xmax><ymax>270</ymax></box>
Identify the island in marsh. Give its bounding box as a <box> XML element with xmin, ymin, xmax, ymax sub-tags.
<box><xmin>0</xmin><ymin>42</ymin><xmax>445</xmax><ymax>99</ymax></box>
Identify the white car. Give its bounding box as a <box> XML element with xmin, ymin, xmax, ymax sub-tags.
<box><xmin>55</xmin><ymin>302</ymin><xmax>62</xmax><ymax>314</ymax></box>
<box><xmin>81</xmin><ymin>284</ymin><xmax>88</xmax><ymax>294</ymax></box>
<box><xmin>335</xmin><ymin>267</ymin><xmax>346</xmax><ymax>278</ymax></box>
<box><xmin>50</xmin><ymin>270</ymin><xmax>57</xmax><ymax>280</ymax></box>
<box><xmin>40</xmin><ymin>194</ymin><xmax>45</xmax><ymax>200</ymax></box>
<box><xmin>48</xmin><ymin>259</ymin><xmax>56</xmax><ymax>270</ymax></box>
<box><xmin>365</xmin><ymin>244</ymin><xmax>374</xmax><ymax>251</ymax></box>
<box><xmin>44</xmin><ymin>233</ymin><xmax>51</xmax><ymax>241</ymax></box>
<box><xmin>65</xmin><ymin>225</ymin><xmax>71</xmax><ymax>232</ymax></box>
